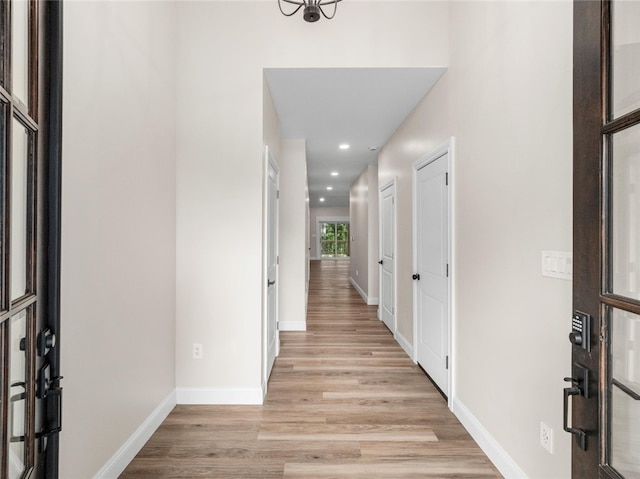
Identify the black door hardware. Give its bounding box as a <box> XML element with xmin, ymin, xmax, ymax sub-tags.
<box><xmin>378</xmin><ymin>260</ymin><xmax>383</xmax><ymax>265</ymax></box>
<box><xmin>563</xmin><ymin>363</ymin><xmax>590</xmax><ymax>451</ymax></box>
<box><xmin>412</xmin><ymin>274</ymin><xmax>420</xmax><ymax>280</ymax></box>
<box><xmin>267</xmin><ymin>279</ymin><xmax>276</xmax><ymax>287</ymax></box>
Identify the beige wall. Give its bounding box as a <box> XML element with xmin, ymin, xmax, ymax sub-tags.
<box><xmin>349</xmin><ymin>165</ymin><xmax>379</xmax><ymax>304</ymax></box>
<box><xmin>309</xmin><ymin>206</ymin><xmax>350</xmax><ymax>259</ymax></box>
<box><xmin>367</xmin><ymin>165</ymin><xmax>380</xmax><ymax>303</ymax></box>
<box><xmin>379</xmin><ymin>2</ymin><xmax>572</xmax><ymax>477</ymax></box>
<box><xmin>278</xmin><ymin>140</ymin><xmax>309</xmax><ymax>331</ymax></box>
<box><xmin>62</xmin><ymin>2</ymin><xmax>177</xmax><ymax>477</ymax></box>
<box><xmin>350</xmin><ymin>169</ymin><xmax>369</xmax><ymax>295</ymax></box>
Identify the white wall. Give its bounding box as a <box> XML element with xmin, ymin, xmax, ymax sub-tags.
<box><xmin>349</xmin><ymin>164</ymin><xmax>379</xmax><ymax>304</ymax></box>
<box><xmin>378</xmin><ymin>2</ymin><xmax>572</xmax><ymax>478</ymax></box>
<box><xmin>278</xmin><ymin>140</ymin><xmax>309</xmax><ymax>331</ymax></box>
<box><xmin>174</xmin><ymin>1</ymin><xmax>450</xmax><ymax>399</ymax></box>
<box><xmin>367</xmin><ymin>165</ymin><xmax>380</xmax><ymax>303</ymax></box>
<box><xmin>309</xmin><ymin>206</ymin><xmax>350</xmax><ymax>259</ymax></box>
<box><xmin>62</xmin><ymin>2</ymin><xmax>177</xmax><ymax>477</ymax></box>
<box><xmin>350</xmin><ymin>169</ymin><xmax>369</xmax><ymax>296</ymax></box>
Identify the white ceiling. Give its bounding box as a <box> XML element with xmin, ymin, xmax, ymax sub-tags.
<box><xmin>264</xmin><ymin>67</ymin><xmax>446</xmax><ymax>208</ymax></box>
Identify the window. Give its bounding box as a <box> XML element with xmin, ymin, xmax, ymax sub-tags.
<box><xmin>319</xmin><ymin>221</ymin><xmax>349</xmax><ymax>258</ymax></box>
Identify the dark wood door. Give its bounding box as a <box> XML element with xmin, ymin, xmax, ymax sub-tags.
<box><xmin>573</xmin><ymin>1</ymin><xmax>640</xmax><ymax>477</ymax></box>
<box><xmin>0</xmin><ymin>1</ymin><xmax>62</xmax><ymax>478</ymax></box>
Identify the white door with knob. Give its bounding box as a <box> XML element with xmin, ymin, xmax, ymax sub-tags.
<box><xmin>264</xmin><ymin>148</ymin><xmax>279</xmax><ymax>384</ymax></box>
<box><xmin>414</xmin><ymin>144</ymin><xmax>451</xmax><ymax>397</ymax></box>
<box><xmin>379</xmin><ymin>181</ymin><xmax>396</xmax><ymax>333</ymax></box>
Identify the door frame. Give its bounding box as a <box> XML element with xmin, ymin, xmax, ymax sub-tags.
<box><xmin>378</xmin><ymin>178</ymin><xmax>397</xmax><ymax>334</ymax></box>
<box><xmin>262</xmin><ymin>145</ymin><xmax>279</xmax><ymax>397</ymax></box>
<box><xmin>412</xmin><ymin>137</ymin><xmax>455</xmax><ymax>406</ymax></box>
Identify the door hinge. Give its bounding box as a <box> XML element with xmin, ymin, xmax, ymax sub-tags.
<box><xmin>277</xmin><ymin>190</ymin><xmax>280</xmax><ymax>199</ymax></box>
<box><xmin>277</xmin><ymin>255</ymin><xmax>279</xmax><ymax>265</ymax></box>
<box><xmin>446</xmin><ymin>356</ymin><xmax>449</xmax><ymax>369</ymax></box>
<box><xmin>445</xmin><ymin>172</ymin><xmax>449</xmax><ymax>185</ymax></box>
<box><xmin>446</xmin><ymin>264</ymin><xmax>449</xmax><ymax>277</ymax></box>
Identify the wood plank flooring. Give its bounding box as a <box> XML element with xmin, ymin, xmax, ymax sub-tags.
<box><xmin>120</xmin><ymin>260</ymin><xmax>501</xmax><ymax>478</ymax></box>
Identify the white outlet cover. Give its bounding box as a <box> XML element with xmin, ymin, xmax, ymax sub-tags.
<box><xmin>540</xmin><ymin>421</ymin><xmax>553</xmax><ymax>453</ymax></box>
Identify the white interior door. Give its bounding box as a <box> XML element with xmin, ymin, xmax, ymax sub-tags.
<box><xmin>415</xmin><ymin>152</ymin><xmax>449</xmax><ymax>395</ymax></box>
<box><xmin>265</xmin><ymin>151</ymin><xmax>279</xmax><ymax>381</ymax></box>
<box><xmin>379</xmin><ymin>181</ymin><xmax>396</xmax><ymax>332</ymax></box>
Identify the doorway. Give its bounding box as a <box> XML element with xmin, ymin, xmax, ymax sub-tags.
<box><xmin>412</xmin><ymin>140</ymin><xmax>453</xmax><ymax>399</ymax></box>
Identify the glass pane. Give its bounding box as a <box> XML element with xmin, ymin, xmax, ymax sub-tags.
<box><xmin>611</xmin><ymin>0</ymin><xmax>640</xmax><ymax>118</ymax></box>
<box><xmin>321</xmin><ymin>223</ymin><xmax>335</xmax><ymax>241</ymax></box>
<box><xmin>336</xmin><ymin>241</ymin><xmax>349</xmax><ymax>257</ymax></box>
<box><xmin>11</xmin><ymin>118</ymin><xmax>29</xmax><ymax>301</ymax></box>
<box><xmin>11</xmin><ymin>0</ymin><xmax>30</xmax><ymax>107</ymax></box>
<box><xmin>611</xmin><ymin>308</ymin><xmax>640</xmax><ymax>478</ymax></box>
<box><xmin>336</xmin><ymin>223</ymin><xmax>349</xmax><ymax>241</ymax></box>
<box><xmin>611</xmin><ymin>125</ymin><xmax>640</xmax><ymax>300</ymax></box>
<box><xmin>321</xmin><ymin>241</ymin><xmax>335</xmax><ymax>257</ymax></box>
<box><xmin>8</xmin><ymin>310</ymin><xmax>27</xmax><ymax>479</ymax></box>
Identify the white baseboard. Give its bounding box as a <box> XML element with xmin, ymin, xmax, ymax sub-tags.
<box><xmin>176</xmin><ymin>387</ymin><xmax>263</xmax><ymax>405</ymax></box>
<box><xmin>349</xmin><ymin>277</ymin><xmax>376</xmax><ymax>305</ymax></box>
<box><xmin>451</xmin><ymin>397</ymin><xmax>528</xmax><ymax>479</ymax></box>
<box><xmin>93</xmin><ymin>390</ymin><xmax>176</xmax><ymax>479</ymax></box>
<box><xmin>395</xmin><ymin>330</ymin><xmax>414</xmax><ymax>360</ymax></box>
<box><xmin>367</xmin><ymin>296</ymin><xmax>379</xmax><ymax>306</ymax></box>
<box><xmin>279</xmin><ymin>321</ymin><xmax>307</xmax><ymax>331</ymax></box>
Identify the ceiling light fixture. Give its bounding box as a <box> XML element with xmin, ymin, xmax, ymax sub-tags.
<box><xmin>319</xmin><ymin>197</ymin><xmax>325</xmax><ymax>202</ymax></box>
<box><xmin>326</xmin><ymin>186</ymin><xmax>333</xmax><ymax>190</ymax></box>
<box><xmin>339</xmin><ymin>144</ymin><xmax>350</xmax><ymax>150</ymax></box>
<box><xmin>278</xmin><ymin>0</ymin><xmax>342</xmax><ymax>23</ymax></box>
<box><xmin>330</xmin><ymin>171</ymin><xmax>339</xmax><ymax>176</ymax></box>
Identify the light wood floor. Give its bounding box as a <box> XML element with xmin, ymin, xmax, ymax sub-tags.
<box><xmin>120</xmin><ymin>260</ymin><xmax>501</xmax><ymax>478</ymax></box>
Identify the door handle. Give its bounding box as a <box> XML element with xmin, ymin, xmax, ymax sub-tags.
<box><xmin>563</xmin><ymin>377</ymin><xmax>587</xmax><ymax>450</ymax></box>
<box><xmin>378</xmin><ymin>260</ymin><xmax>383</xmax><ymax>265</ymax></box>
<box><xmin>412</xmin><ymin>274</ymin><xmax>420</xmax><ymax>280</ymax></box>
<box><xmin>267</xmin><ymin>279</ymin><xmax>276</xmax><ymax>287</ymax></box>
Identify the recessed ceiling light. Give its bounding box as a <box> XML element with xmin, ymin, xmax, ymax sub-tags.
<box><xmin>339</xmin><ymin>144</ymin><xmax>350</xmax><ymax>150</ymax></box>
<box><xmin>326</xmin><ymin>186</ymin><xmax>333</xmax><ymax>191</ymax></box>
<box><xmin>319</xmin><ymin>197</ymin><xmax>325</xmax><ymax>202</ymax></box>
<box><xmin>330</xmin><ymin>171</ymin><xmax>339</xmax><ymax>176</ymax></box>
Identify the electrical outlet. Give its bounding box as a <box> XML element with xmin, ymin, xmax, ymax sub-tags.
<box><xmin>192</xmin><ymin>343</ymin><xmax>203</xmax><ymax>359</ymax></box>
<box><xmin>540</xmin><ymin>422</ymin><xmax>553</xmax><ymax>453</ymax></box>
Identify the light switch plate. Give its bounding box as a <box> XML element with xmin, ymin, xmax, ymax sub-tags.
<box><xmin>542</xmin><ymin>251</ymin><xmax>572</xmax><ymax>280</ymax></box>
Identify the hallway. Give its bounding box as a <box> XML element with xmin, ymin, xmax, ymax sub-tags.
<box><xmin>121</xmin><ymin>260</ymin><xmax>500</xmax><ymax>478</ymax></box>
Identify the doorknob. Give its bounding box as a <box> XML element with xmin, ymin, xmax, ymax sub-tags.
<box><xmin>412</xmin><ymin>274</ymin><xmax>420</xmax><ymax>280</ymax></box>
<box><xmin>267</xmin><ymin>279</ymin><xmax>276</xmax><ymax>287</ymax></box>
<box><xmin>378</xmin><ymin>260</ymin><xmax>383</xmax><ymax>265</ymax></box>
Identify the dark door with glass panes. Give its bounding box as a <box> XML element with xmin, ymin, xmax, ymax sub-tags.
<box><xmin>572</xmin><ymin>1</ymin><xmax>640</xmax><ymax>477</ymax></box>
<box><xmin>320</xmin><ymin>221</ymin><xmax>349</xmax><ymax>258</ymax></box>
<box><xmin>1</xmin><ymin>1</ymin><xmax>63</xmax><ymax>478</ymax></box>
